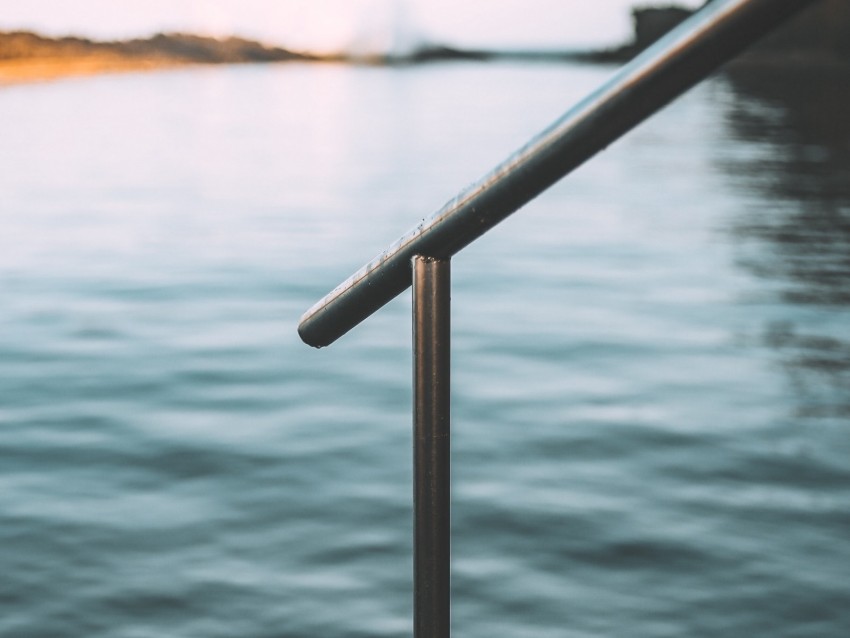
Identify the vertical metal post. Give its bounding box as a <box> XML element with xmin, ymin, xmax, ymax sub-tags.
<box><xmin>412</xmin><ymin>255</ymin><xmax>451</xmax><ymax>638</ymax></box>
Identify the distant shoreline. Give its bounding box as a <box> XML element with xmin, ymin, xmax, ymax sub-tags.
<box><xmin>3</xmin><ymin>0</ymin><xmax>849</xmax><ymax>89</ymax></box>
<box><xmin>0</xmin><ymin>30</ymin><xmax>327</xmax><ymax>87</ymax></box>
<box><xmin>0</xmin><ymin>30</ymin><xmax>606</xmax><ymax>87</ymax></box>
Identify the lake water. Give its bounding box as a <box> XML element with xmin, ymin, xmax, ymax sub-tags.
<box><xmin>1</xmin><ymin>60</ymin><xmax>848</xmax><ymax>637</ymax></box>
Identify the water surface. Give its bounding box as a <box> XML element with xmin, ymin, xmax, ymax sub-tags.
<box><xmin>1</xmin><ymin>61</ymin><xmax>848</xmax><ymax>637</ymax></box>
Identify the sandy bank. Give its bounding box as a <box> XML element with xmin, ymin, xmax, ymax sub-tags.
<box><xmin>0</xmin><ymin>54</ymin><xmax>197</xmax><ymax>86</ymax></box>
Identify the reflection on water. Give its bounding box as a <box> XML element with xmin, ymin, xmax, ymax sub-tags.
<box><xmin>719</xmin><ymin>65</ymin><xmax>850</xmax><ymax>417</ymax></box>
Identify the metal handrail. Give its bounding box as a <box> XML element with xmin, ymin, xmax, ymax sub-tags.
<box><xmin>297</xmin><ymin>1</ymin><xmax>817</xmax><ymax>637</ymax></box>
<box><xmin>298</xmin><ymin>0</ymin><xmax>815</xmax><ymax>348</ymax></box>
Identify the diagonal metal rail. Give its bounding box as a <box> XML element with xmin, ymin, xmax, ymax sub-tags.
<box><xmin>297</xmin><ymin>1</ymin><xmax>818</xmax><ymax>636</ymax></box>
<box><xmin>300</xmin><ymin>0</ymin><xmax>816</xmax><ymax>349</ymax></box>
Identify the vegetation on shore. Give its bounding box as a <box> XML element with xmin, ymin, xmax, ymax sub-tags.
<box><xmin>0</xmin><ymin>30</ymin><xmax>319</xmax><ymax>85</ymax></box>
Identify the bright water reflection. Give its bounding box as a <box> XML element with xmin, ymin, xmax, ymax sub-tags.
<box><xmin>0</xmin><ymin>61</ymin><xmax>848</xmax><ymax>637</ymax></box>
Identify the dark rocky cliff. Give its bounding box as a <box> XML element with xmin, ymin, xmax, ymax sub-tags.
<box><xmin>600</xmin><ymin>0</ymin><xmax>850</xmax><ymax>64</ymax></box>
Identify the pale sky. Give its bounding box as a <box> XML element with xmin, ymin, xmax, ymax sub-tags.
<box><xmin>0</xmin><ymin>0</ymin><xmax>704</xmax><ymax>54</ymax></box>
